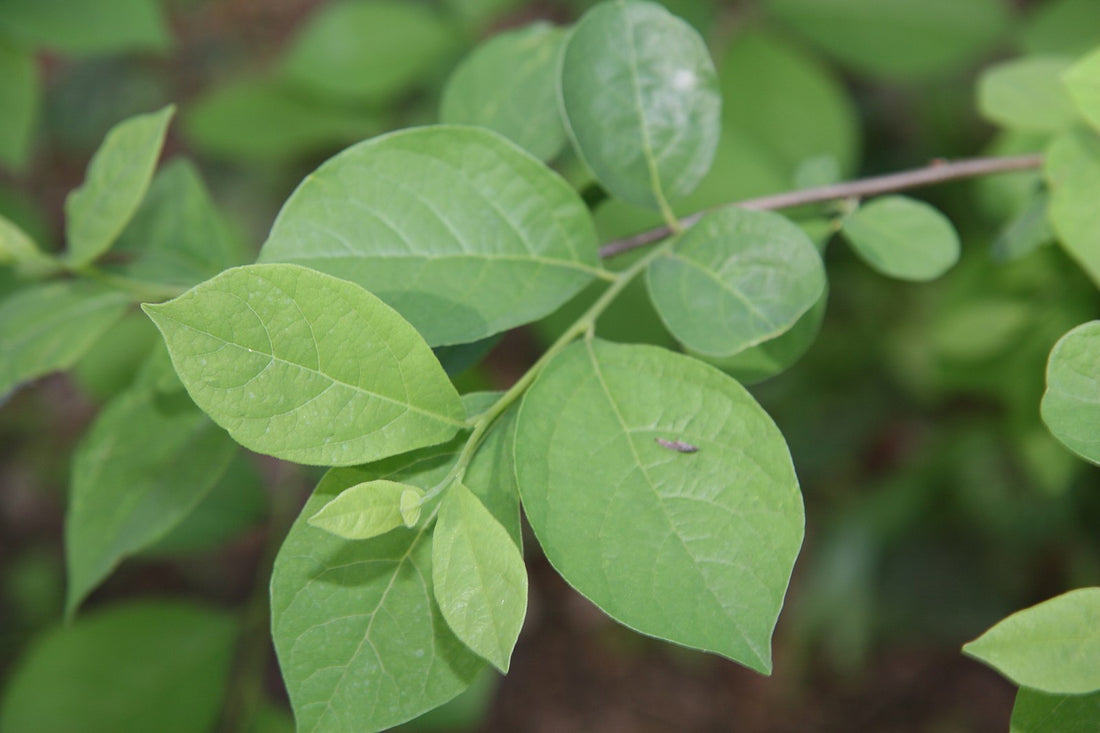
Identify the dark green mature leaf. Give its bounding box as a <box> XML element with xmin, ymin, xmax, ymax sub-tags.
<box><xmin>184</xmin><ymin>79</ymin><xmax>380</xmax><ymax>162</ymax></box>
<box><xmin>647</xmin><ymin>208</ymin><xmax>826</xmax><ymax>358</ymax></box>
<box><xmin>433</xmin><ymin>482</ymin><xmax>527</xmax><ymax>673</ymax></box>
<box><xmin>1011</xmin><ymin>688</ymin><xmax>1100</xmax><ymax>733</ymax></box>
<box><xmin>271</xmin><ymin>394</ymin><xmax>520</xmax><ymax>733</ymax></box>
<box><xmin>559</xmin><ymin>0</ymin><xmax>721</xmax><ymax>209</ymax></box>
<box><xmin>515</xmin><ymin>339</ymin><xmax>804</xmax><ymax>673</ymax></box>
<box><xmin>0</xmin><ymin>0</ymin><xmax>170</xmax><ymax>55</ymax></box>
<box><xmin>978</xmin><ymin>56</ymin><xmax>1077</xmax><ymax>133</ymax></box>
<box><xmin>440</xmin><ymin>23</ymin><xmax>567</xmax><ymax>162</ymax></box>
<box><xmin>281</xmin><ymin>0</ymin><xmax>454</xmax><ymax>104</ymax></box>
<box><xmin>720</xmin><ymin>30</ymin><xmax>859</xmax><ymax>176</ymax></box>
<box><xmin>1064</xmin><ymin>48</ymin><xmax>1100</xmax><ymax>133</ymax></box>
<box><xmin>0</xmin><ymin>41</ymin><xmax>36</xmax><ymax>171</ymax></box>
<box><xmin>110</xmin><ymin>159</ymin><xmax>242</xmax><ymax>288</ymax></box>
<box><xmin>964</xmin><ymin>587</ymin><xmax>1100</xmax><ymax>694</ymax></box>
<box><xmin>64</xmin><ymin>105</ymin><xmax>174</xmax><ymax>267</ymax></box>
<box><xmin>840</xmin><ymin>196</ymin><xmax>960</xmax><ymax>281</ymax></box>
<box><xmin>1045</xmin><ymin>130</ymin><xmax>1100</xmax><ymax>287</ymax></box>
<box><xmin>145</xmin><ymin>264</ymin><xmax>465</xmax><ymax>466</ymax></box>
<box><xmin>1022</xmin><ymin>0</ymin><xmax>1100</xmax><ymax>57</ymax></box>
<box><xmin>0</xmin><ymin>601</ymin><xmax>236</xmax><ymax>733</ymax></box>
<box><xmin>260</xmin><ymin>126</ymin><xmax>600</xmax><ymax>346</ymax></box>
<box><xmin>1041</xmin><ymin>322</ymin><xmax>1100</xmax><ymax>464</ymax></box>
<box><xmin>64</xmin><ymin>386</ymin><xmax>237</xmax><ymax>616</ymax></box>
<box><xmin>308</xmin><ymin>480</ymin><xmax>425</xmax><ymax>539</ymax></box>
<box><xmin>0</xmin><ymin>281</ymin><xmax>131</xmax><ymax>398</ymax></box>
<box><xmin>762</xmin><ymin>0</ymin><xmax>1010</xmax><ymax>80</ymax></box>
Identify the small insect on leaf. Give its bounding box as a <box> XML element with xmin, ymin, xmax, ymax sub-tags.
<box><xmin>656</xmin><ymin>437</ymin><xmax>699</xmax><ymax>453</ymax></box>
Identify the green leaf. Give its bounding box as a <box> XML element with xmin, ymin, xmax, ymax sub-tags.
<box><xmin>978</xmin><ymin>56</ymin><xmax>1077</xmax><ymax>133</ymax></box>
<box><xmin>1045</xmin><ymin>130</ymin><xmax>1100</xmax><ymax>287</ymax></box>
<box><xmin>1011</xmin><ymin>688</ymin><xmax>1100</xmax><ymax>733</ymax></box>
<box><xmin>992</xmin><ymin>189</ymin><xmax>1055</xmax><ymax>263</ymax></box>
<box><xmin>440</xmin><ymin>23</ymin><xmax>567</xmax><ymax>162</ymax></box>
<box><xmin>308</xmin><ymin>480</ymin><xmax>426</xmax><ymax>539</ymax></box>
<box><xmin>840</xmin><ymin>196</ymin><xmax>960</xmax><ymax>281</ymax></box>
<box><xmin>0</xmin><ymin>281</ymin><xmax>131</xmax><ymax>398</ymax></box>
<box><xmin>1063</xmin><ymin>48</ymin><xmax>1100</xmax><ymax>134</ymax></box>
<box><xmin>0</xmin><ymin>601</ymin><xmax>236</xmax><ymax>733</ymax></box>
<box><xmin>1041</xmin><ymin>321</ymin><xmax>1100</xmax><ymax>464</ymax></box>
<box><xmin>109</xmin><ymin>158</ymin><xmax>243</xmax><ymax>288</ymax></box>
<box><xmin>515</xmin><ymin>339</ymin><xmax>804</xmax><ymax>673</ymax></box>
<box><xmin>260</xmin><ymin>126</ymin><xmax>600</xmax><ymax>346</ymax></box>
<box><xmin>183</xmin><ymin>79</ymin><xmax>380</xmax><ymax>162</ymax></box>
<box><xmin>280</xmin><ymin>0</ymin><xmax>454</xmax><ymax>104</ymax></box>
<box><xmin>0</xmin><ymin>212</ymin><xmax>55</xmax><ymax>276</ymax></box>
<box><xmin>963</xmin><ymin>587</ymin><xmax>1100</xmax><ymax>694</ymax></box>
<box><xmin>0</xmin><ymin>41</ymin><xmax>37</xmax><ymax>171</ymax></box>
<box><xmin>559</xmin><ymin>0</ymin><xmax>721</xmax><ymax>209</ymax></box>
<box><xmin>647</xmin><ymin>208</ymin><xmax>826</xmax><ymax>358</ymax></box>
<box><xmin>702</xmin><ymin>285</ymin><xmax>828</xmax><ymax>384</ymax></box>
<box><xmin>762</xmin><ymin>0</ymin><xmax>1010</xmax><ymax>81</ymax></box>
<box><xmin>0</xmin><ymin>0</ymin><xmax>170</xmax><ymax>55</ymax></box>
<box><xmin>433</xmin><ymin>482</ymin><xmax>527</xmax><ymax>673</ymax></box>
<box><xmin>272</xmin><ymin>393</ymin><xmax>520</xmax><ymax>732</ymax></box>
<box><xmin>719</xmin><ymin>30</ymin><xmax>859</xmax><ymax>175</ymax></box>
<box><xmin>1021</xmin><ymin>0</ymin><xmax>1100</xmax><ymax>58</ymax></box>
<box><xmin>143</xmin><ymin>263</ymin><xmax>465</xmax><ymax>466</ymax></box>
<box><xmin>64</xmin><ymin>105</ymin><xmax>174</xmax><ymax>267</ymax></box>
<box><xmin>64</xmin><ymin>386</ymin><xmax>237</xmax><ymax>617</ymax></box>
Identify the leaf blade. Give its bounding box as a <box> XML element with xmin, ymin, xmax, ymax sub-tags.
<box><xmin>840</xmin><ymin>195</ymin><xmax>960</xmax><ymax>281</ymax></box>
<box><xmin>308</xmin><ymin>480</ymin><xmax>425</xmax><ymax>539</ymax></box>
<box><xmin>1041</xmin><ymin>321</ymin><xmax>1100</xmax><ymax>464</ymax></box>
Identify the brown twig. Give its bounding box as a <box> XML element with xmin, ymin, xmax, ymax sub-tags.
<box><xmin>598</xmin><ymin>153</ymin><xmax>1044</xmax><ymax>259</ymax></box>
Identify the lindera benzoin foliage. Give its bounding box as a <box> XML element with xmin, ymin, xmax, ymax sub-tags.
<box><xmin>1</xmin><ymin>1</ymin><xmax>1100</xmax><ymax>731</ymax></box>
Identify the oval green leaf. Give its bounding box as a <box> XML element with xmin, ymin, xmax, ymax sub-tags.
<box><xmin>433</xmin><ymin>482</ymin><xmax>527</xmax><ymax>673</ymax></box>
<box><xmin>840</xmin><ymin>195</ymin><xmax>960</xmax><ymax>281</ymax></box>
<box><xmin>963</xmin><ymin>587</ymin><xmax>1100</xmax><ymax>694</ymax></box>
<box><xmin>515</xmin><ymin>339</ymin><xmax>804</xmax><ymax>673</ymax></box>
<box><xmin>65</xmin><ymin>105</ymin><xmax>174</xmax><ymax>267</ymax></box>
<box><xmin>978</xmin><ymin>56</ymin><xmax>1077</xmax><ymax>133</ymax></box>
<box><xmin>1011</xmin><ymin>688</ymin><xmax>1100</xmax><ymax>733</ymax></box>
<box><xmin>440</xmin><ymin>23</ymin><xmax>567</xmax><ymax>162</ymax></box>
<box><xmin>308</xmin><ymin>480</ymin><xmax>425</xmax><ymax>540</ymax></box>
<box><xmin>559</xmin><ymin>0</ymin><xmax>721</xmax><ymax>209</ymax></box>
<box><xmin>647</xmin><ymin>208</ymin><xmax>826</xmax><ymax>358</ymax></box>
<box><xmin>259</xmin><ymin>125</ymin><xmax>600</xmax><ymax>346</ymax></box>
<box><xmin>0</xmin><ymin>281</ymin><xmax>131</xmax><ymax>398</ymax></box>
<box><xmin>1041</xmin><ymin>321</ymin><xmax>1100</xmax><ymax>464</ymax></box>
<box><xmin>65</xmin><ymin>386</ymin><xmax>237</xmax><ymax>617</ymax></box>
<box><xmin>1064</xmin><ymin>47</ymin><xmax>1100</xmax><ymax>133</ymax></box>
<box><xmin>143</xmin><ymin>263</ymin><xmax>465</xmax><ymax>466</ymax></box>
<box><xmin>0</xmin><ymin>601</ymin><xmax>236</xmax><ymax>733</ymax></box>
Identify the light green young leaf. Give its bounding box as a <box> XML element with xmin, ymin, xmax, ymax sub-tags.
<box><xmin>1063</xmin><ymin>48</ymin><xmax>1100</xmax><ymax>133</ymax></box>
<box><xmin>0</xmin><ymin>601</ymin><xmax>235</xmax><ymax>733</ymax></box>
<box><xmin>559</xmin><ymin>0</ymin><xmax>721</xmax><ymax>210</ymax></box>
<box><xmin>271</xmin><ymin>392</ymin><xmax>519</xmax><ymax>732</ymax></box>
<box><xmin>761</xmin><ymin>0</ymin><xmax>1010</xmax><ymax>81</ymax></box>
<box><xmin>64</xmin><ymin>105</ymin><xmax>174</xmax><ymax>267</ymax></box>
<box><xmin>433</xmin><ymin>482</ymin><xmax>527</xmax><ymax>673</ymax></box>
<box><xmin>702</xmin><ymin>286</ymin><xmax>828</xmax><ymax>384</ymax></box>
<box><xmin>1045</xmin><ymin>130</ymin><xmax>1100</xmax><ymax>287</ymax></box>
<box><xmin>647</xmin><ymin>208</ymin><xmax>826</xmax><ymax>358</ymax></box>
<box><xmin>1041</xmin><ymin>321</ymin><xmax>1100</xmax><ymax>464</ymax></box>
<box><xmin>0</xmin><ymin>281</ymin><xmax>131</xmax><ymax>398</ymax></box>
<box><xmin>64</xmin><ymin>386</ymin><xmax>237</xmax><ymax>617</ymax></box>
<box><xmin>963</xmin><ymin>587</ymin><xmax>1100</xmax><ymax>694</ymax></box>
<box><xmin>183</xmin><ymin>79</ymin><xmax>380</xmax><ymax>162</ymax></box>
<box><xmin>515</xmin><ymin>339</ymin><xmax>804</xmax><ymax>673</ymax></box>
<box><xmin>720</xmin><ymin>30</ymin><xmax>859</xmax><ymax>176</ymax></box>
<box><xmin>308</xmin><ymin>480</ymin><xmax>426</xmax><ymax>540</ymax></box>
<box><xmin>280</xmin><ymin>0</ymin><xmax>454</xmax><ymax>104</ymax></box>
<box><xmin>0</xmin><ymin>42</ymin><xmax>37</xmax><ymax>171</ymax></box>
<box><xmin>144</xmin><ymin>263</ymin><xmax>465</xmax><ymax>466</ymax></box>
<box><xmin>0</xmin><ymin>0</ymin><xmax>170</xmax><ymax>55</ymax></box>
<box><xmin>400</xmin><ymin>489</ymin><xmax>423</xmax><ymax>527</ymax></box>
<box><xmin>440</xmin><ymin>23</ymin><xmax>567</xmax><ymax>162</ymax></box>
<box><xmin>1010</xmin><ymin>688</ymin><xmax>1100</xmax><ymax>733</ymax></box>
<box><xmin>110</xmin><ymin>159</ymin><xmax>242</xmax><ymax>288</ymax></box>
<box><xmin>840</xmin><ymin>196</ymin><xmax>960</xmax><ymax>281</ymax></box>
<box><xmin>978</xmin><ymin>56</ymin><xmax>1077</xmax><ymax>132</ymax></box>
<box><xmin>260</xmin><ymin>126</ymin><xmax>600</xmax><ymax>346</ymax></box>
